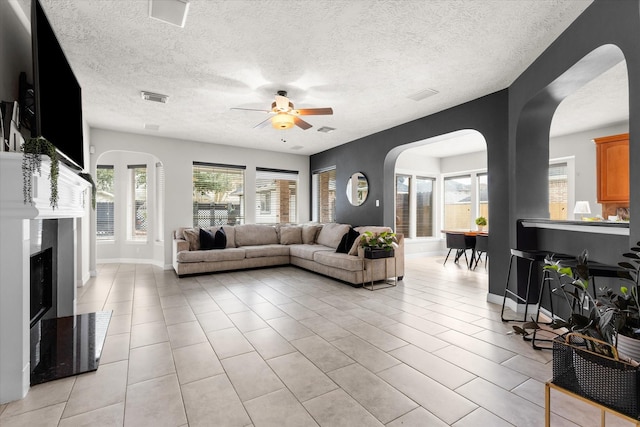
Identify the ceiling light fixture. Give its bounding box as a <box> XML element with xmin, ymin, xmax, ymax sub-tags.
<box><xmin>149</xmin><ymin>0</ymin><xmax>190</xmax><ymax>28</ymax></box>
<box><xmin>272</xmin><ymin>113</ymin><xmax>295</xmax><ymax>130</ymax></box>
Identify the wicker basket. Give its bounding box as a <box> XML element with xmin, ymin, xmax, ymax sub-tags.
<box><xmin>552</xmin><ymin>333</ymin><xmax>640</xmax><ymax>418</ymax></box>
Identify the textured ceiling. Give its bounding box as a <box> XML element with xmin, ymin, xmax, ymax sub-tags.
<box><xmin>16</xmin><ymin>0</ymin><xmax>627</xmax><ymax>157</ymax></box>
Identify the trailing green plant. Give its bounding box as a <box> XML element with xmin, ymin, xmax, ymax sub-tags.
<box><xmin>22</xmin><ymin>136</ymin><xmax>59</xmax><ymax>209</ymax></box>
<box><xmin>475</xmin><ymin>216</ymin><xmax>487</xmax><ymax>227</ymax></box>
<box><xmin>360</xmin><ymin>230</ymin><xmax>397</xmax><ymax>251</ymax></box>
<box><xmin>78</xmin><ymin>172</ymin><xmax>96</xmax><ymax>210</ymax></box>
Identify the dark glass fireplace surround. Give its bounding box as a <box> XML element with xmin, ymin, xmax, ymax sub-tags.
<box><xmin>30</xmin><ymin>247</ymin><xmax>53</xmax><ymax>328</ymax></box>
<box><xmin>29</xmin><ymin>220</ymin><xmax>111</xmax><ymax>386</ymax></box>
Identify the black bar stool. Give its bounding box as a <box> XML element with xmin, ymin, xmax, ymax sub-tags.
<box><xmin>501</xmin><ymin>249</ymin><xmax>551</xmax><ymax>323</ymax></box>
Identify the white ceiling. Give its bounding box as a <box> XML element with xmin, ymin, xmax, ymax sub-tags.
<box><xmin>16</xmin><ymin>0</ymin><xmax>628</xmax><ymax>157</ymax></box>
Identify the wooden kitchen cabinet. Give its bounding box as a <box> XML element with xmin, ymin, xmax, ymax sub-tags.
<box><xmin>594</xmin><ymin>133</ymin><xmax>629</xmax><ymax>217</ymax></box>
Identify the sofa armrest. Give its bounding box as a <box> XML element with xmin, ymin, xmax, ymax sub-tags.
<box><xmin>174</xmin><ymin>239</ymin><xmax>189</xmax><ymax>254</ymax></box>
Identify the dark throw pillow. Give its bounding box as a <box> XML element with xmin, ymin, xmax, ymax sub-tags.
<box><xmin>214</xmin><ymin>227</ymin><xmax>227</xmax><ymax>249</ymax></box>
<box><xmin>336</xmin><ymin>227</ymin><xmax>360</xmax><ymax>254</ymax></box>
<box><xmin>199</xmin><ymin>228</ymin><xmax>217</xmax><ymax>250</ymax></box>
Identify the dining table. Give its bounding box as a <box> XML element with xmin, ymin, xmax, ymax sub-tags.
<box><xmin>441</xmin><ymin>230</ymin><xmax>488</xmax><ymax>269</ymax></box>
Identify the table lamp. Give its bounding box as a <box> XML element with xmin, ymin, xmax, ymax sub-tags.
<box><xmin>573</xmin><ymin>201</ymin><xmax>591</xmax><ymax>220</ymax></box>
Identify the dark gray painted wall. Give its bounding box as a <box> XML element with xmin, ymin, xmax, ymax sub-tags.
<box><xmin>310</xmin><ymin>0</ymin><xmax>640</xmax><ymax>297</ymax></box>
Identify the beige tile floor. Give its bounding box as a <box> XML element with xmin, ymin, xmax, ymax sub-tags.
<box><xmin>0</xmin><ymin>256</ymin><xmax>635</xmax><ymax>426</ymax></box>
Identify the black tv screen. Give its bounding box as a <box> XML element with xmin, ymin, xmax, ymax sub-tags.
<box><xmin>32</xmin><ymin>0</ymin><xmax>84</xmax><ymax>170</ymax></box>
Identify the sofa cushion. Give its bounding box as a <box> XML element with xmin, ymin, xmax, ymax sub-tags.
<box><xmin>225</xmin><ymin>226</ymin><xmax>236</xmax><ymax>248</ymax></box>
<box><xmin>313</xmin><ymin>251</ymin><xmax>363</xmax><ymax>272</ymax></box>
<box><xmin>235</xmin><ymin>224</ymin><xmax>279</xmax><ymax>246</ymax></box>
<box><xmin>177</xmin><ymin>247</ymin><xmax>246</xmax><ymax>263</ymax></box>
<box><xmin>301</xmin><ymin>225</ymin><xmax>322</xmax><ymax>244</ymax></box>
<box><xmin>183</xmin><ymin>228</ymin><xmax>200</xmax><ymax>251</ymax></box>
<box><xmin>243</xmin><ymin>245</ymin><xmax>290</xmax><ymax>259</ymax></box>
<box><xmin>316</xmin><ymin>223</ymin><xmax>351</xmax><ymax>249</ymax></box>
<box><xmin>279</xmin><ymin>226</ymin><xmax>302</xmax><ymax>245</ymax></box>
<box><xmin>336</xmin><ymin>227</ymin><xmax>360</xmax><ymax>254</ymax></box>
<box><xmin>289</xmin><ymin>244</ymin><xmax>334</xmax><ymax>261</ymax></box>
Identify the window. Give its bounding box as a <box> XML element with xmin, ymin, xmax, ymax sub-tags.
<box><xmin>444</xmin><ymin>175</ymin><xmax>472</xmax><ymax>230</ymax></box>
<box><xmin>255</xmin><ymin>168</ymin><xmax>298</xmax><ymax>224</ymax></box>
<box><xmin>478</xmin><ymin>172</ymin><xmax>489</xmax><ymax>223</ymax></box>
<box><xmin>416</xmin><ymin>176</ymin><xmax>434</xmax><ymax>237</ymax></box>
<box><xmin>395</xmin><ymin>175</ymin><xmax>410</xmax><ymax>236</ymax></box>
<box><xmin>96</xmin><ymin>165</ymin><xmax>114</xmax><ymax>240</ymax></box>
<box><xmin>313</xmin><ymin>168</ymin><xmax>336</xmax><ymax>223</ymax></box>
<box><xmin>549</xmin><ymin>162</ymin><xmax>568</xmax><ymax>220</ymax></box>
<box><xmin>129</xmin><ymin>165</ymin><xmax>147</xmax><ymax>240</ymax></box>
<box><xmin>155</xmin><ymin>162</ymin><xmax>164</xmax><ymax>241</ymax></box>
<box><xmin>193</xmin><ymin>162</ymin><xmax>245</xmax><ymax>227</ymax></box>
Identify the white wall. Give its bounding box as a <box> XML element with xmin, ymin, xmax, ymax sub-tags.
<box><xmin>89</xmin><ymin>128</ymin><xmax>310</xmax><ymax>270</ymax></box>
<box><xmin>440</xmin><ymin>151</ymin><xmax>487</xmax><ymax>174</ymax></box>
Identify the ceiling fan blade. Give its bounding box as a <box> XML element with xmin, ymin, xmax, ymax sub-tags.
<box><xmin>296</xmin><ymin>107</ymin><xmax>333</xmax><ymax>116</ymax></box>
<box><xmin>231</xmin><ymin>107</ymin><xmax>271</xmax><ymax>113</ymax></box>
<box><xmin>293</xmin><ymin>116</ymin><xmax>312</xmax><ymax>130</ymax></box>
<box><xmin>253</xmin><ymin>117</ymin><xmax>272</xmax><ymax>129</ymax></box>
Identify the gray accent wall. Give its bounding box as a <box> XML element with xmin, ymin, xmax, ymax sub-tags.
<box><xmin>310</xmin><ymin>0</ymin><xmax>640</xmax><ymax>297</ymax></box>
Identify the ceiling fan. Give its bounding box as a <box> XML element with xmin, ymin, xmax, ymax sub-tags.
<box><xmin>231</xmin><ymin>90</ymin><xmax>333</xmax><ymax>130</ymax></box>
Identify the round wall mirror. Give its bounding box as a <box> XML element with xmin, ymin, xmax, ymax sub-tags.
<box><xmin>346</xmin><ymin>172</ymin><xmax>369</xmax><ymax>206</ymax></box>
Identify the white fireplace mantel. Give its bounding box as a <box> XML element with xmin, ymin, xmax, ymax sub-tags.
<box><xmin>0</xmin><ymin>151</ymin><xmax>89</xmax><ymax>404</ymax></box>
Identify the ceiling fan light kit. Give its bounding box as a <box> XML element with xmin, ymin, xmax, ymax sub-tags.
<box><xmin>272</xmin><ymin>113</ymin><xmax>295</xmax><ymax>129</ymax></box>
<box><xmin>232</xmin><ymin>90</ymin><xmax>333</xmax><ymax>131</ymax></box>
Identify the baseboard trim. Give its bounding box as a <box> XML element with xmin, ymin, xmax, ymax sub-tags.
<box><xmin>96</xmin><ymin>258</ymin><xmax>165</xmax><ymax>269</ymax></box>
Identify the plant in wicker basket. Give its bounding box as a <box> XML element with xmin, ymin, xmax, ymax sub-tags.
<box><xmin>512</xmin><ymin>250</ymin><xmax>620</xmax><ymax>357</ymax></box>
<box><xmin>596</xmin><ymin>243</ymin><xmax>640</xmax><ymax>361</ymax></box>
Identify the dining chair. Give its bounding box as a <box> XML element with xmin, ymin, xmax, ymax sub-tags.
<box><xmin>472</xmin><ymin>234</ymin><xmax>488</xmax><ymax>269</ymax></box>
<box><xmin>444</xmin><ymin>233</ymin><xmax>475</xmax><ymax>268</ymax></box>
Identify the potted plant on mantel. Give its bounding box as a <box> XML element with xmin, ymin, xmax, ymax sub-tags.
<box><xmin>22</xmin><ymin>136</ymin><xmax>59</xmax><ymax>209</ymax></box>
<box><xmin>360</xmin><ymin>230</ymin><xmax>398</xmax><ymax>259</ymax></box>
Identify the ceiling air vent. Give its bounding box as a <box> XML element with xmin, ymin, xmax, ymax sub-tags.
<box><xmin>149</xmin><ymin>0</ymin><xmax>190</xmax><ymax>28</ymax></box>
<box><xmin>144</xmin><ymin>123</ymin><xmax>160</xmax><ymax>131</ymax></box>
<box><xmin>407</xmin><ymin>88</ymin><xmax>439</xmax><ymax>102</ymax></box>
<box><xmin>141</xmin><ymin>91</ymin><xmax>169</xmax><ymax>103</ymax></box>
<box><xmin>317</xmin><ymin>126</ymin><xmax>335</xmax><ymax>133</ymax></box>
<box><xmin>290</xmin><ymin>146</ymin><xmax>304</xmax><ymax>150</ymax></box>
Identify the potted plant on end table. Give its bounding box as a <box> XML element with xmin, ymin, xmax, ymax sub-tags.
<box><xmin>360</xmin><ymin>231</ymin><xmax>398</xmax><ymax>259</ymax></box>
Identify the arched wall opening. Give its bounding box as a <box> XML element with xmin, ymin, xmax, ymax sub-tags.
<box><xmin>387</xmin><ymin>130</ymin><xmax>488</xmax><ymax>255</ymax></box>
<box><xmin>512</xmin><ymin>45</ymin><xmax>626</xmax><ymax>223</ymax></box>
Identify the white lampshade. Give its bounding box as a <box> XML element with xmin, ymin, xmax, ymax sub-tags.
<box><xmin>573</xmin><ymin>201</ymin><xmax>591</xmax><ymax>215</ymax></box>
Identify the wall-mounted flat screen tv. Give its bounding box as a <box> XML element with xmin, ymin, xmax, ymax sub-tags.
<box><xmin>31</xmin><ymin>0</ymin><xmax>84</xmax><ymax>171</ymax></box>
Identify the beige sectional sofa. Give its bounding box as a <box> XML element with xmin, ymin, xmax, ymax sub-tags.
<box><xmin>172</xmin><ymin>223</ymin><xmax>404</xmax><ymax>286</ymax></box>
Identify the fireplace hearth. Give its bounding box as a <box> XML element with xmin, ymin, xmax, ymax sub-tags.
<box><xmin>30</xmin><ymin>311</ymin><xmax>111</xmax><ymax>385</ymax></box>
